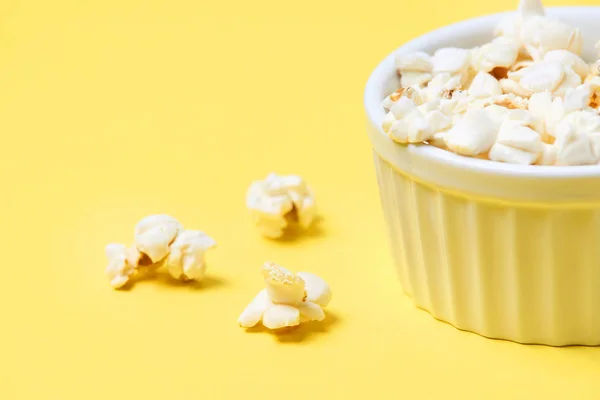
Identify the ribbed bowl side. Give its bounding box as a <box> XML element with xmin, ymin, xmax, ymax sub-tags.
<box><xmin>373</xmin><ymin>152</ymin><xmax>600</xmax><ymax>346</ymax></box>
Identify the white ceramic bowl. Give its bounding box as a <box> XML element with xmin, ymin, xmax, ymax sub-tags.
<box><xmin>365</xmin><ymin>7</ymin><xmax>600</xmax><ymax>346</ymax></box>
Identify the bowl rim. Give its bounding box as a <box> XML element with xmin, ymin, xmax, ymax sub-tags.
<box><xmin>364</xmin><ymin>6</ymin><xmax>600</xmax><ymax>179</ymax></box>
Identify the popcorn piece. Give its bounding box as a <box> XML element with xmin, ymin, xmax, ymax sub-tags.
<box><xmin>519</xmin><ymin>16</ymin><xmax>583</xmax><ymax>60</ymax></box>
<box><xmin>494</xmin><ymin>0</ymin><xmax>543</xmax><ymax>40</ymax></box>
<box><xmin>400</xmin><ymin>72</ymin><xmax>433</xmax><ymax>88</ymax></box>
<box><xmin>388</xmin><ymin>109</ymin><xmax>451</xmax><ymax>144</ymax></box>
<box><xmin>382</xmin><ymin>87</ymin><xmax>424</xmax><ymax>111</ymax></box>
<box><xmin>432</xmin><ymin>48</ymin><xmax>471</xmax><ymax>76</ymax></box>
<box><xmin>554</xmin><ymin>122</ymin><xmax>598</xmax><ymax>165</ymax></box>
<box><xmin>500</xmin><ymin>78</ymin><xmax>533</xmax><ymax>98</ymax></box>
<box><xmin>238</xmin><ymin>262</ymin><xmax>331</xmax><ymax>330</ymax></box>
<box><xmin>553</xmin><ymin>66</ymin><xmax>582</xmax><ymax>98</ymax></box>
<box><xmin>423</xmin><ymin>73</ymin><xmax>462</xmax><ymax>103</ymax></box>
<box><xmin>165</xmin><ymin>230</ymin><xmax>216</xmax><ymax>282</ymax></box>
<box><xmin>468</xmin><ymin>72</ymin><xmax>503</xmax><ymax>98</ymax></box>
<box><xmin>382</xmin><ymin>111</ymin><xmax>396</xmax><ymax>133</ymax></box>
<box><xmin>396</xmin><ymin>51</ymin><xmax>433</xmax><ymax>72</ymax></box>
<box><xmin>134</xmin><ymin>214</ymin><xmax>183</xmax><ymax>263</ymax></box>
<box><xmin>296</xmin><ymin>272</ymin><xmax>332</xmax><ymax>306</ymax></box>
<box><xmin>262</xmin><ymin>261</ymin><xmax>306</xmax><ymax>304</ymax></box>
<box><xmin>543</xmin><ymin>50</ymin><xmax>589</xmax><ymax>79</ymax></box>
<box><xmin>489</xmin><ymin>120</ymin><xmax>543</xmax><ymax>165</ymax></box>
<box><xmin>395</xmin><ymin>52</ymin><xmax>433</xmax><ymax>88</ymax></box>
<box><xmin>246</xmin><ymin>173</ymin><xmax>316</xmax><ymax>239</ymax></box>
<box><xmin>509</xmin><ymin>61</ymin><xmax>564</xmax><ymax>94</ymax></box>
<box><xmin>563</xmin><ymin>84</ymin><xmax>593</xmax><ymax>114</ymax></box>
<box><xmin>537</xmin><ymin>143</ymin><xmax>557</xmax><ymax>165</ymax></box>
<box><xmin>489</xmin><ymin>143</ymin><xmax>539</xmax><ymax>165</ymax></box>
<box><xmin>493</xmin><ymin>93</ymin><xmax>529</xmax><ymax>110</ymax></box>
<box><xmin>445</xmin><ymin>109</ymin><xmax>499</xmax><ymax>156</ymax></box>
<box><xmin>105</xmin><ymin>244</ymin><xmax>142</xmax><ymax>289</ymax></box>
<box><xmin>390</xmin><ymin>96</ymin><xmax>418</xmax><ymax>119</ymax></box>
<box><xmin>471</xmin><ymin>37</ymin><xmax>520</xmax><ymax>73</ymax></box>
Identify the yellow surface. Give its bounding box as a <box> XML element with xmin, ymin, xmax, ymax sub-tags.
<box><xmin>2</xmin><ymin>0</ymin><xmax>600</xmax><ymax>398</ymax></box>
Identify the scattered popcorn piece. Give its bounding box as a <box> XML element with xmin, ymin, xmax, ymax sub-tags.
<box><xmin>134</xmin><ymin>214</ymin><xmax>183</xmax><ymax>263</ymax></box>
<box><xmin>106</xmin><ymin>215</ymin><xmax>216</xmax><ymax>289</ymax></box>
<box><xmin>105</xmin><ymin>244</ymin><xmax>141</xmax><ymax>289</ymax></box>
<box><xmin>238</xmin><ymin>262</ymin><xmax>331</xmax><ymax>330</ymax></box>
<box><xmin>165</xmin><ymin>230</ymin><xmax>217</xmax><ymax>282</ymax></box>
<box><xmin>262</xmin><ymin>261</ymin><xmax>307</xmax><ymax>304</ymax></box>
<box><xmin>296</xmin><ymin>272</ymin><xmax>332</xmax><ymax>306</ymax></box>
<box><xmin>246</xmin><ymin>173</ymin><xmax>317</xmax><ymax>239</ymax></box>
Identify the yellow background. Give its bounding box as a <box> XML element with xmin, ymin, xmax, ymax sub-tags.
<box><xmin>1</xmin><ymin>0</ymin><xmax>600</xmax><ymax>398</ymax></box>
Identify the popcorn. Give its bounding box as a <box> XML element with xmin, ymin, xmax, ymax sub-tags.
<box><xmin>537</xmin><ymin>143</ymin><xmax>557</xmax><ymax>165</ymax></box>
<box><xmin>246</xmin><ymin>173</ymin><xmax>316</xmax><ymax>239</ymax></box>
<box><xmin>444</xmin><ymin>108</ymin><xmax>499</xmax><ymax>156</ymax></box>
<box><xmin>543</xmin><ymin>50</ymin><xmax>589</xmax><ymax>79</ymax></box>
<box><xmin>500</xmin><ymin>78</ymin><xmax>533</xmax><ymax>98</ymax></box>
<box><xmin>389</xmin><ymin>106</ymin><xmax>452</xmax><ymax>143</ymax></box>
<box><xmin>432</xmin><ymin>48</ymin><xmax>471</xmax><ymax>76</ymax></box>
<box><xmin>508</xmin><ymin>60</ymin><xmax>564</xmax><ymax>94</ymax></box>
<box><xmin>106</xmin><ymin>215</ymin><xmax>216</xmax><ymax>289</ymax></box>
<box><xmin>134</xmin><ymin>214</ymin><xmax>183</xmax><ymax>263</ymax></box>
<box><xmin>381</xmin><ymin>0</ymin><xmax>600</xmax><ymax>166</ymax></box>
<box><xmin>468</xmin><ymin>71</ymin><xmax>503</xmax><ymax>98</ymax></box>
<box><xmin>563</xmin><ymin>84</ymin><xmax>593</xmax><ymax>114</ymax></box>
<box><xmin>519</xmin><ymin>16</ymin><xmax>583</xmax><ymax>60</ymax></box>
<box><xmin>489</xmin><ymin>120</ymin><xmax>543</xmax><ymax>165</ymax></box>
<box><xmin>395</xmin><ymin>51</ymin><xmax>433</xmax><ymax>88</ymax></box>
<box><xmin>554</xmin><ymin>123</ymin><xmax>598</xmax><ymax>165</ymax></box>
<box><xmin>166</xmin><ymin>230</ymin><xmax>217</xmax><ymax>281</ymax></box>
<box><xmin>238</xmin><ymin>262</ymin><xmax>332</xmax><ymax>330</ymax></box>
<box><xmin>105</xmin><ymin>244</ymin><xmax>142</xmax><ymax>289</ymax></box>
<box><xmin>471</xmin><ymin>37</ymin><xmax>520</xmax><ymax>73</ymax></box>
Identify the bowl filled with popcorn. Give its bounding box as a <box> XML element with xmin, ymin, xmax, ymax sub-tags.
<box><xmin>365</xmin><ymin>0</ymin><xmax>600</xmax><ymax>345</ymax></box>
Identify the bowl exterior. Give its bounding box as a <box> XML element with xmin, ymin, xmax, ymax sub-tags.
<box><xmin>372</xmin><ymin>147</ymin><xmax>600</xmax><ymax>345</ymax></box>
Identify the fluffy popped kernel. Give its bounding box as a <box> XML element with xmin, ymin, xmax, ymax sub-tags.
<box><xmin>105</xmin><ymin>215</ymin><xmax>216</xmax><ymax>289</ymax></box>
<box><xmin>238</xmin><ymin>262</ymin><xmax>332</xmax><ymax>330</ymax></box>
<box><xmin>105</xmin><ymin>244</ymin><xmax>141</xmax><ymax>289</ymax></box>
<box><xmin>134</xmin><ymin>214</ymin><xmax>183</xmax><ymax>263</ymax></box>
<box><xmin>166</xmin><ymin>230</ymin><xmax>217</xmax><ymax>282</ymax></box>
<box><xmin>381</xmin><ymin>0</ymin><xmax>600</xmax><ymax>165</ymax></box>
<box><xmin>246</xmin><ymin>173</ymin><xmax>317</xmax><ymax>239</ymax></box>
